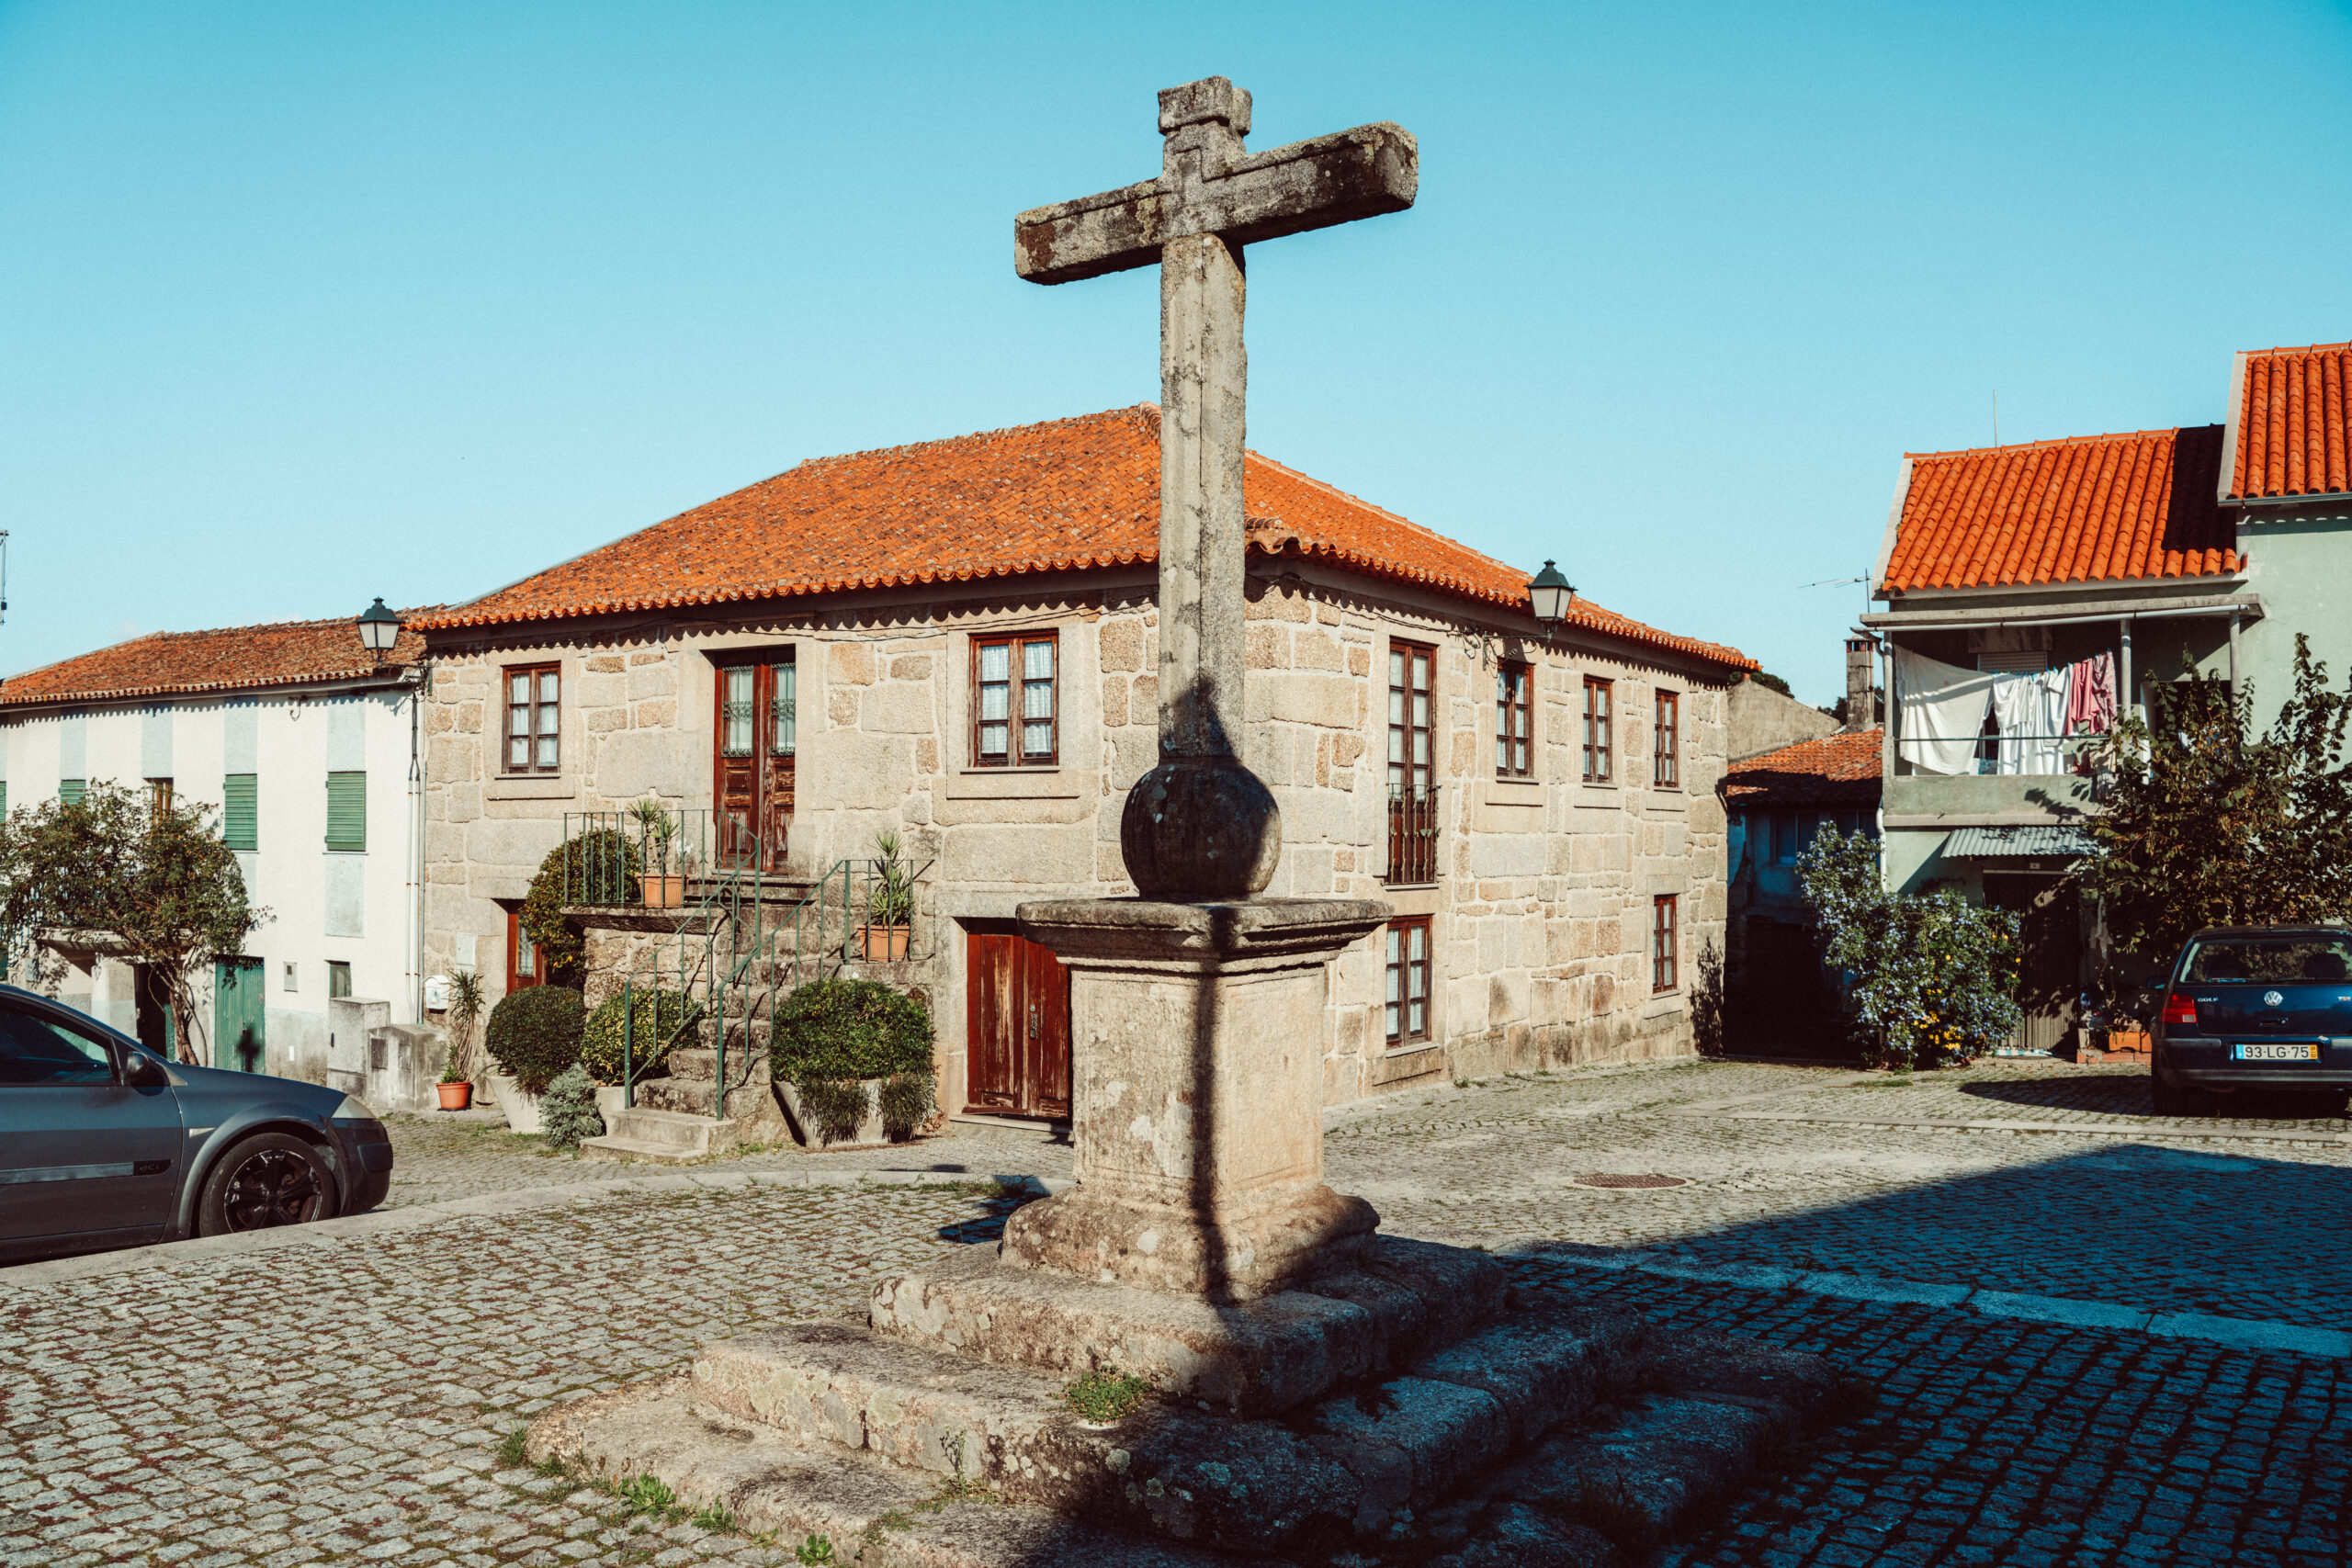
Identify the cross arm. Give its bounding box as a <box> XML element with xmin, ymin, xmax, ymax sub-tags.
<box><xmin>1014</xmin><ymin>121</ymin><xmax>1418</xmax><ymax>286</ymax></box>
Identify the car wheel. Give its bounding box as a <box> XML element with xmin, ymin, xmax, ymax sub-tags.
<box><xmin>2148</xmin><ymin>1074</ymin><xmax>2208</xmax><ymax>1117</ymax></box>
<box><xmin>197</xmin><ymin>1133</ymin><xmax>341</xmax><ymax>1237</ymax></box>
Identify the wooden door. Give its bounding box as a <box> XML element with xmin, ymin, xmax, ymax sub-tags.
<box><xmin>1986</xmin><ymin>874</ymin><xmax>2080</xmax><ymax>1055</ymax></box>
<box><xmin>715</xmin><ymin>657</ymin><xmax>796</xmax><ymax>871</ymax></box>
<box><xmin>965</xmin><ymin>928</ymin><xmax>1071</xmax><ymax>1120</ymax></box>
<box><xmin>212</xmin><ymin>956</ymin><xmax>266</xmax><ymax>1073</ymax></box>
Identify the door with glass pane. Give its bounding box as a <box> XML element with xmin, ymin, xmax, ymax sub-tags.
<box><xmin>713</xmin><ymin>656</ymin><xmax>796</xmax><ymax>871</ymax></box>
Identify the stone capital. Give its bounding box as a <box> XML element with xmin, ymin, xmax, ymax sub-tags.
<box><xmin>1015</xmin><ymin>896</ymin><xmax>1392</xmax><ymax>971</ymax></box>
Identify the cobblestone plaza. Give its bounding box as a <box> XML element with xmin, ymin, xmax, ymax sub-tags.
<box><xmin>6</xmin><ymin>1059</ymin><xmax>2347</xmax><ymax>1567</ymax></box>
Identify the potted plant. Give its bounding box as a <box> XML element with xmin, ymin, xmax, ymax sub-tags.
<box><xmin>769</xmin><ymin>977</ymin><xmax>935</xmax><ymax>1148</ymax></box>
<box><xmin>631</xmin><ymin>797</ymin><xmax>687</xmax><ymax>908</ymax></box>
<box><xmin>482</xmin><ymin>986</ymin><xmax>587</xmax><ymax>1134</ymax></box>
<box><xmin>436</xmin><ymin>1055</ymin><xmax>473</xmax><ymax>1111</ymax></box>
<box><xmin>446</xmin><ymin>966</ymin><xmax>487</xmax><ymax>1092</ymax></box>
<box><xmin>858</xmin><ymin>830</ymin><xmax>916</xmax><ymax>961</ymax></box>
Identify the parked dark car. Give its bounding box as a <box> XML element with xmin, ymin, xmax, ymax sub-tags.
<box><xmin>0</xmin><ymin>982</ymin><xmax>391</xmax><ymax>1264</ymax></box>
<box><xmin>2149</xmin><ymin>926</ymin><xmax>2352</xmax><ymax>1116</ymax></box>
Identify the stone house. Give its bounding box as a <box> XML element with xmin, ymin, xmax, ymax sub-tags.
<box><xmin>1865</xmin><ymin>335</ymin><xmax>2352</xmax><ymax>1050</ymax></box>
<box><xmin>0</xmin><ymin>614</ymin><xmax>445</xmax><ymax>1102</ymax></box>
<box><xmin>412</xmin><ymin>405</ymin><xmax>1756</xmax><ymax>1116</ymax></box>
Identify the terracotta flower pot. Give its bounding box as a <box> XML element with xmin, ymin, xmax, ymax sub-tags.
<box><xmin>644</xmin><ymin>874</ymin><xmax>687</xmax><ymax>909</ymax></box>
<box><xmin>436</xmin><ymin>1080</ymin><xmax>474</xmax><ymax>1111</ymax></box>
<box><xmin>858</xmin><ymin>924</ymin><xmax>911</xmax><ymax>962</ymax></box>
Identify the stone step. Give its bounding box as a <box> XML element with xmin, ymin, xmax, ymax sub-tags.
<box><xmin>526</xmin><ymin>1375</ymin><xmax>1239</xmax><ymax>1568</ymax></box>
<box><xmin>633</xmin><ymin>1077</ymin><xmax>777</xmax><ymax>1123</ymax></box>
<box><xmin>534</xmin><ymin>1303</ymin><xmax>1833</xmax><ymax>1562</ymax></box>
<box><xmin>600</xmin><ymin>1106</ymin><xmax>741</xmax><ymax>1156</ymax></box>
<box><xmin>664</xmin><ymin>1047</ymin><xmax>773</xmax><ymax>1086</ymax></box>
<box><xmin>577</xmin><ymin>1134</ymin><xmax>710</xmax><ymax>1166</ymax></box>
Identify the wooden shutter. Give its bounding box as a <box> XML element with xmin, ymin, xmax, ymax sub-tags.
<box><xmin>325</xmin><ymin>771</ymin><xmax>367</xmax><ymax>852</ymax></box>
<box><xmin>59</xmin><ymin>779</ymin><xmax>85</xmax><ymax>806</ymax></box>
<box><xmin>223</xmin><ymin>773</ymin><xmax>257</xmax><ymax>852</ymax></box>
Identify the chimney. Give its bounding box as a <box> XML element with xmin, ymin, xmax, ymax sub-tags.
<box><xmin>1844</xmin><ymin>637</ymin><xmax>1876</xmax><ymax>733</ymax></box>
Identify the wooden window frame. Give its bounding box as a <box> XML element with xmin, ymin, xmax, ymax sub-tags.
<box><xmin>1389</xmin><ymin>639</ymin><xmax>1436</xmax><ymax>796</ymax></box>
<box><xmin>503</xmin><ymin>661</ymin><xmax>562</xmax><ymax>775</ymax></box>
<box><xmin>1496</xmin><ymin>660</ymin><xmax>1532</xmax><ymax>778</ymax></box>
<box><xmin>327</xmin><ymin>960</ymin><xmax>353</xmax><ymax>1001</ymax></box>
<box><xmin>1653</xmin><ymin>689</ymin><xmax>1679</xmax><ymax>787</ymax></box>
<box><xmin>1652</xmin><ymin>895</ymin><xmax>1679</xmax><ymax>994</ymax></box>
<box><xmin>971</xmin><ymin>632</ymin><xmax>1059</xmax><ymax>768</ymax></box>
<box><xmin>1385</xmin><ymin>915</ymin><xmax>1433</xmax><ymax>1046</ymax></box>
<box><xmin>1581</xmin><ymin>678</ymin><xmax>1613</xmax><ymax>783</ymax></box>
<box><xmin>146</xmin><ymin>777</ymin><xmax>174</xmax><ymax>816</ymax></box>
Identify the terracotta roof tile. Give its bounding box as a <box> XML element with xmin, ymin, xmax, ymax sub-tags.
<box><xmin>1722</xmin><ymin>728</ymin><xmax>1883</xmax><ymax>807</ymax></box>
<box><xmin>2</xmin><ymin>614</ymin><xmax>426</xmax><ymax>708</ymax></box>
<box><xmin>1880</xmin><ymin>426</ymin><xmax>2238</xmax><ymax>592</ymax></box>
<box><xmin>2229</xmin><ymin>340</ymin><xmax>2352</xmax><ymax>501</ymax></box>
<box><xmin>417</xmin><ymin>406</ymin><xmax>1755</xmax><ymax>672</ymax></box>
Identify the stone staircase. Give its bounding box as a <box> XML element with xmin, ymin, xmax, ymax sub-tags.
<box><xmin>579</xmin><ymin>1103</ymin><xmax>741</xmax><ymax>1165</ymax></box>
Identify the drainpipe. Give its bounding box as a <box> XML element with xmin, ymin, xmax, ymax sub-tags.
<box><xmin>2119</xmin><ymin>619</ymin><xmax>2135</xmax><ymax>725</ymax></box>
<box><xmin>408</xmin><ymin>660</ymin><xmax>427</xmax><ymax>1026</ymax></box>
<box><xmin>2227</xmin><ymin>613</ymin><xmax>2241</xmax><ymax>694</ymax></box>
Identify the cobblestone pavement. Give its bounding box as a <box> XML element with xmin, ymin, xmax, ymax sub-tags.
<box><xmin>6</xmin><ymin>1056</ymin><xmax>2348</xmax><ymax>1567</ymax></box>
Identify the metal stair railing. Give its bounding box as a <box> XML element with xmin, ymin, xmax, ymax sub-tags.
<box><xmin>614</xmin><ymin>852</ymin><xmax>935</xmax><ymax>1115</ymax></box>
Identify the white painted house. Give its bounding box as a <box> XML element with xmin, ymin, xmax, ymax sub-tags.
<box><xmin>0</xmin><ymin>614</ymin><xmax>427</xmax><ymax>1084</ymax></box>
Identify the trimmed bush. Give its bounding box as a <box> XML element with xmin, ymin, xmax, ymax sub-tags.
<box><xmin>770</xmin><ymin>978</ymin><xmax>933</xmax><ymax>1084</ymax></box>
<box><xmin>538</xmin><ymin>1065</ymin><xmax>605</xmax><ymax>1153</ymax></box>
<box><xmin>520</xmin><ymin>830</ymin><xmax>640</xmax><ymax>981</ymax></box>
<box><xmin>772</xmin><ymin>979</ymin><xmax>934</xmax><ymax>1145</ymax></box>
<box><xmin>486</xmin><ymin>986</ymin><xmax>587</xmax><ymax>1095</ymax></box>
<box><xmin>580</xmin><ymin>987</ymin><xmax>695</xmax><ymax>1085</ymax></box>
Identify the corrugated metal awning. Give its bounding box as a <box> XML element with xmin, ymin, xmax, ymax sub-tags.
<box><xmin>1943</xmin><ymin>825</ymin><xmax>2095</xmax><ymax>859</ymax></box>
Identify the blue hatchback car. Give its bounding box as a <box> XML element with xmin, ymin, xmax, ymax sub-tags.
<box><xmin>2150</xmin><ymin>926</ymin><xmax>2352</xmax><ymax>1117</ymax></box>
<box><xmin>0</xmin><ymin>982</ymin><xmax>393</xmax><ymax>1265</ymax></box>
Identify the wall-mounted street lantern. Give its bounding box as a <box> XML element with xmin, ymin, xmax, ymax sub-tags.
<box><xmin>356</xmin><ymin>598</ymin><xmax>401</xmax><ymax>661</ymax></box>
<box><xmin>1528</xmin><ymin>560</ymin><xmax>1575</xmax><ymax>632</ymax></box>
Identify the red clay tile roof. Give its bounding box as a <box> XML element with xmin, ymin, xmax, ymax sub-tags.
<box><xmin>418</xmin><ymin>406</ymin><xmax>1754</xmax><ymax>672</ymax></box>
<box><xmin>2229</xmin><ymin>341</ymin><xmax>2351</xmax><ymax>501</ymax></box>
<box><xmin>1879</xmin><ymin>425</ymin><xmax>2238</xmax><ymax>592</ymax></box>
<box><xmin>1722</xmin><ymin>728</ymin><xmax>1883</xmax><ymax>807</ymax></box>
<box><xmin>2</xmin><ymin>614</ymin><xmax>425</xmax><ymax>707</ymax></box>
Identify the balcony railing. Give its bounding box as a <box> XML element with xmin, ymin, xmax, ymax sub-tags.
<box><xmin>1386</xmin><ymin>784</ymin><xmax>1440</xmax><ymax>886</ymax></box>
<box><xmin>559</xmin><ymin>809</ymin><xmax>724</xmax><ymax>909</ymax></box>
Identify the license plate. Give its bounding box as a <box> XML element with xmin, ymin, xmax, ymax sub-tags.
<box><xmin>2231</xmin><ymin>1042</ymin><xmax>2320</xmax><ymax>1061</ymax></box>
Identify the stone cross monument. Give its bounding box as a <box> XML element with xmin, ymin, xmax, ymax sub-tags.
<box><xmin>982</xmin><ymin>81</ymin><xmax>1417</xmax><ymax>1306</ymax></box>
<box><xmin>1015</xmin><ymin>76</ymin><xmax>1417</xmax><ymax>899</ymax></box>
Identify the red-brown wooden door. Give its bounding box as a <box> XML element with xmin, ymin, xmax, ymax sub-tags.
<box><xmin>714</xmin><ymin>658</ymin><xmax>796</xmax><ymax>871</ymax></box>
<box><xmin>965</xmin><ymin>929</ymin><xmax>1071</xmax><ymax>1120</ymax></box>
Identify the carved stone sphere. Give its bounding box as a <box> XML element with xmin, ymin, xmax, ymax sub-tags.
<box><xmin>1119</xmin><ymin>754</ymin><xmax>1282</xmax><ymax>899</ymax></box>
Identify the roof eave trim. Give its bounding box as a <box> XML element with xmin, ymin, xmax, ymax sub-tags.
<box><xmin>1870</xmin><ymin>457</ymin><xmax>1914</xmax><ymax>601</ymax></box>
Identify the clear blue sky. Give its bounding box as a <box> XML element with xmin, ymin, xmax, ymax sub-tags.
<box><xmin>4</xmin><ymin>1</ymin><xmax>2348</xmax><ymax>704</ymax></box>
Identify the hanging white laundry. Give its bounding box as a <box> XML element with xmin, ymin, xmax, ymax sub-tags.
<box><xmin>1992</xmin><ymin>668</ymin><xmax>2071</xmax><ymax>774</ymax></box>
<box><xmin>1894</xmin><ymin>647</ymin><xmax>1996</xmax><ymax>775</ymax></box>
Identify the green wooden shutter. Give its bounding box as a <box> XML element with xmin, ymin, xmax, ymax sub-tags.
<box><xmin>324</xmin><ymin>771</ymin><xmax>366</xmax><ymax>852</ymax></box>
<box><xmin>223</xmin><ymin>773</ymin><xmax>257</xmax><ymax>852</ymax></box>
<box><xmin>59</xmin><ymin>779</ymin><xmax>85</xmax><ymax>806</ymax></box>
<box><xmin>1</xmin><ymin>783</ymin><xmax>8</xmax><ymax>818</ymax></box>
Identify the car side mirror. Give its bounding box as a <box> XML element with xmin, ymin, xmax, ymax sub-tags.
<box><xmin>123</xmin><ymin>1053</ymin><xmax>170</xmax><ymax>1089</ymax></box>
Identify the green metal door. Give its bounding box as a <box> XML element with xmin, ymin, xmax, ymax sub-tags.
<box><xmin>213</xmin><ymin>956</ymin><xmax>266</xmax><ymax>1073</ymax></box>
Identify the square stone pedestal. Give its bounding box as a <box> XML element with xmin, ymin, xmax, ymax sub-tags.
<box><xmin>994</xmin><ymin>898</ymin><xmax>1391</xmax><ymax>1303</ymax></box>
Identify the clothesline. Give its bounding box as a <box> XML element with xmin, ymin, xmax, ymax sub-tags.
<box><xmin>1893</xmin><ymin>648</ymin><xmax>2117</xmax><ymax>776</ymax></box>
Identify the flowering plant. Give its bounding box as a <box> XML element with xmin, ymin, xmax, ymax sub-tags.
<box><xmin>1799</xmin><ymin>827</ymin><xmax>2022</xmax><ymax>1067</ymax></box>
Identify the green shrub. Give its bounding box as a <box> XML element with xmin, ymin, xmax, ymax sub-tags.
<box><xmin>877</xmin><ymin>1071</ymin><xmax>934</xmax><ymax>1141</ymax></box>
<box><xmin>537</xmin><ymin>1065</ymin><xmax>604</xmax><ymax>1152</ymax></box>
<box><xmin>770</xmin><ymin>978</ymin><xmax>933</xmax><ymax>1083</ymax></box>
<box><xmin>520</xmin><ymin>830</ymin><xmax>640</xmax><ymax>981</ymax></box>
<box><xmin>796</xmin><ymin>1077</ymin><xmax>871</xmax><ymax>1145</ymax></box>
<box><xmin>580</xmin><ymin>987</ymin><xmax>695</xmax><ymax>1085</ymax></box>
<box><xmin>486</xmin><ymin>986</ymin><xmax>587</xmax><ymax>1094</ymax></box>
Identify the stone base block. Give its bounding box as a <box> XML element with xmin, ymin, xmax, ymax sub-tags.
<box><xmin>869</xmin><ymin>1233</ymin><xmax>1507</xmax><ymax>1416</ymax></box>
<box><xmin>998</xmin><ymin>1183</ymin><xmax>1379</xmax><ymax>1300</ymax></box>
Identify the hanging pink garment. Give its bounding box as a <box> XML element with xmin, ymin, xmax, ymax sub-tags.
<box><xmin>2066</xmin><ymin>651</ymin><xmax>2116</xmax><ymax>734</ymax></box>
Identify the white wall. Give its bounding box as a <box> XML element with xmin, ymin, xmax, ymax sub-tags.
<box><xmin>2</xmin><ymin>677</ymin><xmax>422</xmax><ymax>1078</ymax></box>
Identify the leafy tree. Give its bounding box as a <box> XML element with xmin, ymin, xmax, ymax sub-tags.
<box><xmin>1799</xmin><ymin>827</ymin><xmax>2022</xmax><ymax>1066</ymax></box>
<box><xmin>0</xmin><ymin>782</ymin><xmax>265</xmax><ymax>1064</ymax></box>
<box><xmin>2084</xmin><ymin>637</ymin><xmax>2352</xmax><ymax>963</ymax></box>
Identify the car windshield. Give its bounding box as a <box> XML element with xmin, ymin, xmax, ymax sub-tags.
<box><xmin>2179</xmin><ymin>936</ymin><xmax>2352</xmax><ymax>985</ymax></box>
